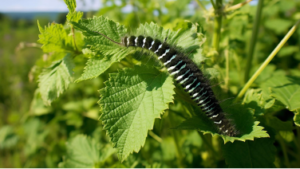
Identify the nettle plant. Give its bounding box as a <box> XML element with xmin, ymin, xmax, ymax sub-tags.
<box><xmin>32</xmin><ymin>0</ymin><xmax>300</xmax><ymax>167</ymax></box>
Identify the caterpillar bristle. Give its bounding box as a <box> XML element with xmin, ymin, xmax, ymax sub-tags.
<box><xmin>97</xmin><ymin>32</ymin><xmax>239</xmax><ymax>137</ymax></box>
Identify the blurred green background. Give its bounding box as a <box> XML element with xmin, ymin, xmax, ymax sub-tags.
<box><xmin>1</xmin><ymin>0</ymin><xmax>300</xmax><ymax>167</ymax></box>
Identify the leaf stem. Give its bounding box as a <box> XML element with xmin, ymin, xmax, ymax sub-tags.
<box><xmin>71</xmin><ymin>26</ymin><xmax>78</xmax><ymax>52</ymax></box>
<box><xmin>243</xmin><ymin>0</ymin><xmax>264</xmax><ymax>83</ymax></box>
<box><xmin>195</xmin><ymin>0</ymin><xmax>208</xmax><ymax>12</ymax></box>
<box><xmin>224</xmin><ymin>49</ymin><xmax>229</xmax><ymax>92</ymax></box>
<box><xmin>148</xmin><ymin>131</ymin><xmax>162</xmax><ymax>143</ymax></box>
<box><xmin>236</xmin><ymin>20</ymin><xmax>300</xmax><ymax>100</ymax></box>
<box><xmin>225</xmin><ymin>0</ymin><xmax>253</xmax><ymax>12</ymax></box>
<box><xmin>212</xmin><ymin>0</ymin><xmax>223</xmax><ymax>53</ymax></box>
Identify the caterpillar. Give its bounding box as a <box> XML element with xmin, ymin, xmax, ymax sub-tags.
<box><xmin>98</xmin><ymin>32</ymin><xmax>239</xmax><ymax>137</ymax></box>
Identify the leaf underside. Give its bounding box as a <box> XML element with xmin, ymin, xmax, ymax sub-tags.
<box><xmin>223</xmin><ymin>138</ymin><xmax>276</xmax><ymax>167</ymax></box>
<box><xmin>260</xmin><ymin>71</ymin><xmax>300</xmax><ymax>111</ymax></box>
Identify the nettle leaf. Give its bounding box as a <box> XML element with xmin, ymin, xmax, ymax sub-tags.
<box><xmin>99</xmin><ymin>66</ymin><xmax>175</xmax><ymax>161</ymax></box>
<box><xmin>38</xmin><ymin>54</ymin><xmax>75</xmax><ymax>105</ymax></box>
<box><xmin>73</xmin><ymin>17</ymin><xmax>204</xmax><ymax>82</ymax></box>
<box><xmin>135</xmin><ymin>21</ymin><xmax>205</xmax><ymax>64</ymax></box>
<box><xmin>64</xmin><ymin>0</ymin><xmax>83</xmax><ymax>22</ymax></box>
<box><xmin>175</xmin><ymin>104</ymin><xmax>269</xmax><ymax>143</ymax></box>
<box><xmin>64</xmin><ymin>0</ymin><xmax>76</xmax><ymax>12</ymax></box>
<box><xmin>223</xmin><ymin>138</ymin><xmax>276</xmax><ymax>167</ymax></box>
<box><xmin>72</xmin><ymin>16</ymin><xmax>132</xmax><ymax>82</ymax></box>
<box><xmin>76</xmin><ymin>54</ymin><xmax>119</xmax><ymax>82</ymax></box>
<box><xmin>37</xmin><ymin>21</ymin><xmax>75</xmax><ymax>53</ymax></box>
<box><xmin>260</xmin><ymin>71</ymin><xmax>300</xmax><ymax>111</ymax></box>
<box><xmin>59</xmin><ymin>135</ymin><xmax>116</xmax><ymax>168</ymax></box>
<box><xmin>242</xmin><ymin>89</ymin><xmax>282</xmax><ymax>116</ymax></box>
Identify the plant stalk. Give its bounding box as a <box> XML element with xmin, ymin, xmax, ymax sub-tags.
<box><xmin>243</xmin><ymin>0</ymin><xmax>264</xmax><ymax>83</ymax></box>
<box><xmin>236</xmin><ymin>20</ymin><xmax>300</xmax><ymax>100</ymax></box>
<box><xmin>71</xmin><ymin>26</ymin><xmax>78</xmax><ymax>52</ymax></box>
<box><xmin>212</xmin><ymin>0</ymin><xmax>223</xmax><ymax>53</ymax></box>
<box><xmin>169</xmin><ymin>112</ymin><xmax>184</xmax><ymax>167</ymax></box>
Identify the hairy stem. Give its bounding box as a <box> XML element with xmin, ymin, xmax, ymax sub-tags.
<box><xmin>224</xmin><ymin>49</ymin><xmax>229</xmax><ymax>92</ymax></box>
<box><xmin>243</xmin><ymin>0</ymin><xmax>264</xmax><ymax>83</ymax></box>
<box><xmin>212</xmin><ymin>0</ymin><xmax>223</xmax><ymax>54</ymax></box>
<box><xmin>236</xmin><ymin>20</ymin><xmax>300</xmax><ymax>100</ymax></box>
<box><xmin>71</xmin><ymin>26</ymin><xmax>79</xmax><ymax>53</ymax></box>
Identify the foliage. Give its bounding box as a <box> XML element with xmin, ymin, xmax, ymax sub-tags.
<box><xmin>1</xmin><ymin>0</ymin><xmax>300</xmax><ymax>168</ymax></box>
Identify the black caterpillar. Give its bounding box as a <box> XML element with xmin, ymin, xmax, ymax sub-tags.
<box><xmin>100</xmin><ymin>33</ymin><xmax>239</xmax><ymax>137</ymax></box>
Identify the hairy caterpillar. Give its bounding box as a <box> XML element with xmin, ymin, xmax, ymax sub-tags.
<box><xmin>98</xmin><ymin>32</ymin><xmax>239</xmax><ymax>137</ymax></box>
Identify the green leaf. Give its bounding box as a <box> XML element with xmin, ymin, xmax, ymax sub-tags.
<box><xmin>29</xmin><ymin>89</ymin><xmax>53</xmax><ymax>116</ymax></box>
<box><xmin>0</xmin><ymin>126</ymin><xmax>18</xmax><ymax>149</ymax></box>
<box><xmin>294</xmin><ymin>112</ymin><xmax>300</xmax><ymax>126</ymax></box>
<box><xmin>67</xmin><ymin>12</ymin><xmax>83</xmax><ymax>23</ymax></box>
<box><xmin>223</xmin><ymin>138</ymin><xmax>276</xmax><ymax>167</ymax></box>
<box><xmin>24</xmin><ymin>118</ymin><xmax>49</xmax><ymax>156</ymax></box>
<box><xmin>37</xmin><ymin>21</ymin><xmax>76</xmax><ymax>53</ymax></box>
<box><xmin>64</xmin><ymin>0</ymin><xmax>82</xmax><ymax>22</ymax></box>
<box><xmin>260</xmin><ymin>71</ymin><xmax>300</xmax><ymax>111</ymax></box>
<box><xmin>73</xmin><ymin>17</ymin><xmax>204</xmax><ymax>82</ymax></box>
<box><xmin>38</xmin><ymin>54</ymin><xmax>75</xmax><ymax>105</ymax></box>
<box><xmin>99</xmin><ymin>66</ymin><xmax>175</xmax><ymax>161</ymax></box>
<box><xmin>72</xmin><ymin>16</ymin><xmax>133</xmax><ymax>81</ymax></box>
<box><xmin>175</xmin><ymin>104</ymin><xmax>269</xmax><ymax>143</ymax></box>
<box><xmin>64</xmin><ymin>0</ymin><xmax>76</xmax><ymax>12</ymax></box>
<box><xmin>264</xmin><ymin>116</ymin><xmax>293</xmax><ymax>131</ymax></box>
<box><xmin>242</xmin><ymin>89</ymin><xmax>284</xmax><ymax>116</ymax></box>
<box><xmin>76</xmin><ymin>54</ymin><xmax>120</xmax><ymax>82</ymax></box>
<box><xmin>59</xmin><ymin>135</ymin><xmax>116</xmax><ymax>168</ymax></box>
<box><xmin>264</xmin><ymin>18</ymin><xmax>293</xmax><ymax>34</ymax></box>
<box><xmin>135</xmin><ymin>21</ymin><xmax>205</xmax><ymax>64</ymax></box>
<box><xmin>278</xmin><ymin>46</ymin><xmax>299</xmax><ymax>58</ymax></box>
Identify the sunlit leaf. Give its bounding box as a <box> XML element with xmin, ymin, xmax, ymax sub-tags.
<box><xmin>99</xmin><ymin>66</ymin><xmax>175</xmax><ymax>161</ymax></box>
<box><xmin>38</xmin><ymin>54</ymin><xmax>75</xmax><ymax>105</ymax></box>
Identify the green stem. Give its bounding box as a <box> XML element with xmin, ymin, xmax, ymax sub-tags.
<box><xmin>71</xmin><ymin>26</ymin><xmax>78</xmax><ymax>52</ymax></box>
<box><xmin>278</xmin><ymin>135</ymin><xmax>291</xmax><ymax>167</ymax></box>
<box><xmin>148</xmin><ymin>131</ymin><xmax>162</xmax><ymax>143</ymax></box>
<box><xmin>212</xmin><ymin>0</ymin><xmax>223</xmax><ymax>54</ymax></box>
<box><xmin>243</xmin><ymin>0</ymin><xmax>264</xmax><ymax>83</ymax></box>
<box><xmin>195</xmin><ymin>0</ymin><xmax>208</xmax><ymax>11</ymax></box>
<box><xmin>236</xmin><ymin>20</ymin><xmax>300</xmax><ymax>100</ymax></box>
<box><xmin>169</xmin><ymin>112</ymin><xmax>184</xmax><ymax>167</ymax></box>
<box><xmin>210</xmin><ymin>0</ymin><xmax>217</xmax><ymax>9</ymax></box>
<box><xmin>224</xmin><ymin>49</ymin><xmax>229</xmax><ymax>92</ymax></box>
